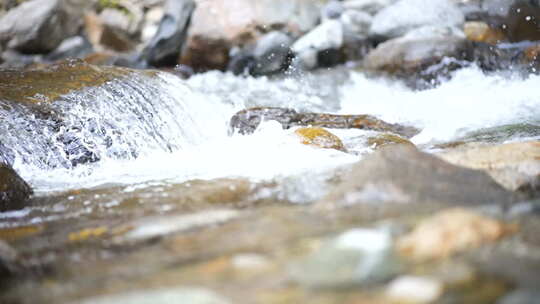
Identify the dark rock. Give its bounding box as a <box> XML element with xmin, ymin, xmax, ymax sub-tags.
<box><xmin>319</xmin><ymin>144</ymin><xmax>516</xmax><ymax>208</ymax></box>
<box><xmin>0</xmin><ymin>0</ymin><xmax>87</xmax><ymax>54</ymax></box>
<box><xmin>229</xmin><ymin>107</ymin><xmax>420</xmax><ymax>138</ymax></box>
<box><xmin>0</xmin><ymin>163</ymin><xmax>32</xmax><ymax>212</ymax></box>
<box><xmin>251</xmin><ymin>31</ymin><xmax>293</xmax><ymax>75</ymax></box>
<box><xmin>45</xmin><ymin>36</ymin><xmax>94</xmax><ymax>62</ymax></box>
<box><xmin>144</xmin><ymin>0</ymin><xmax>195</xmax><ymax>67</ymax></box>
<box><xmin>502</xmin><ymin>2</ymin><xmax>540</xmax><ymax>43</ymax></box>
<box><xmin>0</xmin><ymin>49</ymin><xmax>42</xmax><ymax>69</ymax></box>
<box><xmin>292</xmin><ymin>20</ymin><xmax>344</xmax><ymax>70</ymax></box>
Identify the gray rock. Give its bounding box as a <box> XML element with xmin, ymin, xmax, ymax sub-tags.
<box><xmin>77</xmin><ymin>288</ymin><xmax>231</xmax><ymax>304</ymax></box>
<box><xmin>497</xmin><ymin>289</ymin><xmax>540</xmax><ymax>304</ymax></box>
<box><xmin>341</xmin><ymin>10</ymin><xmax>373</xmax><ymax>39</ymax></box>
<box><xmin>251</xmin><ymin>31</ymin><xmax>293</xmax><ymax>75</ymax></box>
<box><xmin>144</xmin><ymin>0</ymin><xmax>195</xmax><ymax>66</ymax></box>
<box><xmin>0</xmin><ymin>0</ymin><xmax>87</xmax><ymax>54</ymax></box>
<box><xmin>369</xmin><ymin>0</ymin><xmax>465</xmax><ymax>39</ymax></box>
<box><xmin>45</xmin><ymin>36</ymin><xmax>93</xmax><ymax>62</ymax></box>
<box><xmin>364</xmin><ymin>25</ymin><xmax>466</xmax><ymax>72</ymax></box>
<box><xmin>343</xmin><ymin>0</ymin><xmax>397</xmax><ymax>15</ymax></box>
<box><xmin>290</xmin><ymin>228</ymin><xmax>402</xmax><ymax>288</ymax></box>
<box><xmin>292</xmin><ymin>20</ymin><xmax>344</xmax><ymax>70</ymax></box>
<box><xmin>98</xmin><ymin>5</ymin><xmax>144</xmax><ymax>52</ymax></box>
<box><xmin>322</xmin><ymin>1</ymin><xmax>345</xmax><ymax>20</ymax></box>
<box><xmin>320</xmin><ymin>145</ymin><xmax>516</xmax><ymax>208</ymax></box>
<box><xmin>482</xmin><ymin>0</ymin><xmax>520</xmax><ymax>16</ymax></box>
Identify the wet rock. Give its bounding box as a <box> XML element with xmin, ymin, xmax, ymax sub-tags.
<box><xmin>180</xmin><ymin>0</ymin><xmax>321</xmax><ymax>71</ymax></box>
<box><xmin>369</xmin><ymin>0</ymin><xmax>465</xmax><ymax>39</ymax></box>
<box><xmin>0</xmin><ymin>163</ymin><xmax>32</xmax><ymax>212</ymax></box>
<box><xmin>229</xmin><ymin>107</ymin><xmax>420</xmax><ymax>138</ymax></box>
<box><xmin>292</xmin><ymin>20</ymin><xmax>344</xmax><ymax>70</ymax></box>
<box><xmin>119</xmin><ymin>209</ymin><xmax>241</xmax><ymax>242</ymax></box>
<box><xmin>290</xmin><ymin>228</ymin><xmax>402</xmax><ymax>288</ymax></box>
<box><xmin>397</xmin><ymin>208</ymin><xmax>515</xmax><ymax>261</ymax></box>
<box><xmin>76</xmin><ymin>288</ymin><xmax>231</xmax><ymax>304</ymax></box>
<box><xmin>0</xmin><ymin>240</ymin><xmax>18</xmax><ymax>277</ymax></box>
<box><xmin>465</xmin><ymin>41</ymin><xmax>525</xmax><ymax>72</ymax></box>
<box><xmin>319</xmin><ymin>144</ymin><xmax>515</xmax><ymax>207</ymax></box>
<box><xmin>251</xmin><ymin>31</ymin><xmax>293</xmax><ymax>75</ymax></box>
<box><xmin>364</xmin><ymin>25</ymin><xmax>466</xmax><ymax>73</ymax></box>
<box><xmin>497</xmin><ymin>289</ymin><xmax>540</xmax><ymax>304</ymax></box>
<box><xmin>343</xmin><ymin>0</ymin><xmax>397</xmax><ymax>16</ymax></box>
<box><xmin>501</xmin><ymin>2</ymin><xmax>540</xmax><ymax>43</ymax></box>
<box><xmin>437</xmin><ymin>141</ymin><xmax>540</xmax><ymax>194</ymax></box>
<box><xmin>0</xmin><ymin>0</ymin><xmax>87</xmax><ymax>54</ymax></box>
<box><xmin>45</xmin><ymin>36</ymin><xmax>94</xmax><ymax>62</ymax></box>
<box><xmin>144</xmin><ymin>0</ymin><xmax>195</xmax><ymax>67</ymax></box>
<box><xmin>295</xmin><ymin>127</ymin><xmax>347</xmax><ymax>152</ymax></box>
<box><xmin>464</xmin><ymin>21</ymin><xmax>506</xmax><ymax>44</ymax></box>
<box><xmin>386</xmin><ymin>276</ymin><xmax>444</xmax><ymax>304</ymax></box>
<box><xmin>366</xmin><ymin>133</ymin><xmax>414</xmax><ymax>149</ymax></box>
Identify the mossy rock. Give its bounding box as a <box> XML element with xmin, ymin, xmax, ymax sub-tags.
<box><xmin>295</xmin><ymin>127</ymin><xmax>346</xmax><ymax>152</ymax></box>
<box><xmin>0</xmin><ymin>163</ymin><xmax>32</xmax><ymax>212</ymax></box>
<box><xmin>0</xmin><ymin>59</ymin><xmax>155</xmax><ymax>105</ymax></box>
<box><xmin>367</xmin><ymin>133</ymin><xmax>414</xmax><ymax>149</ymax></box>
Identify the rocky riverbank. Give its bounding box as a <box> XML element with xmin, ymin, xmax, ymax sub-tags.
<box><xmin>0</xmin><ymin>1</ymin><xmax>540</xmax><ymax>304</ymax></box>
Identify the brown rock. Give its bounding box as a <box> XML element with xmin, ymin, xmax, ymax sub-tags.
<box><xmin>229</xmin><ymin>107</ymin><xmax>420</xmax><ymax>138</ymax></box>
<box><xmin>366</xmin><ymin>133</ymin><xmax>415</xmax><ymax>149</ymax></box>
<box><xmin>437</xmin><ymin>141</ymin><xmax>540</xmax><ymax>193</ymax></box>
<box><xmin>179</xmin><ymin>0</ymin><xmax>320</xmax><ymax>71</ymax></box>
<box><xmin>319</xmin><ymin>144</ymin><xmax>515</xmax><ymax>207</ymax></box>
<box><xmin>0</xmin><ymin>163</ymin><xmax>32</xmax><ymax>212</ymax></box>
<box><xmin>295</xmin><ymin>127</ymin><xmax>346</xmax><ymax>152</ymax></box>
<box><xmin>397</xmin><ymin>208</ymin><xmax>516</xmax><ymax>261</ymax></box>
<box><xmin>464</xmin><ymin>21</ymin><xmax>506</xmax><ymax>45</ymax></box>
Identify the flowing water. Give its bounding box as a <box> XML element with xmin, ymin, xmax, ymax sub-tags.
<box><xmin>3</xmin><ymin>65</ymin><xmax>540</xmax><ymax>197</ymax></box>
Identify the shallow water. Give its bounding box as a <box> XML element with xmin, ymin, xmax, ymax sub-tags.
<box><xmin>6</xmin><ymin>65</ymin><xmax>540</xmax><ymax>196</ymax></box>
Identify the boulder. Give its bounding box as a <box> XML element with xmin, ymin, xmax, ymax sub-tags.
<box><xmin>369</xmin><ymin>0</ymin><xmax>464</xmax><ymax>39</ymax></box>
<box><xmin>292</xmin><ymin>20</ymin><xmax>344</xmax><ymax>70</ymax></box>
<box><xmin>0</xmin><ymin>163</ymin><xmax>32</xmax><ymax>212</ymax></box>
<box><xmin>229</xmin><ymin>107</ymin><xmax>420</xmax><ymax>138</ymax></box>
<box><xmin>464</xmin><ymin>21</ymin><xmax>506</xmax><ymax>45</ymax></box>
<box><xmin>319</xmin><ymin>144</ymin><xmax>515</xmax><ymax>208</ymax></box>
<box><xmin>363</xmin><ymin>25</ymin><xmax>466</xmax><ymax>73</ymax></box>
<box><xmin>144</xmin><ymin>0</ymin><xmax>195</xmax><ymax>67</ymax></box>
<box><xmin>179</xmin><ymin>0</ymin><xmax>321</xmax><ymax>71</ymax></box>
<box><xmin>0</xmin><ymin>0</ymin><xmax>88</xmax><ymax>54</ymax></box>
<box><xmin>251</xmin><ymin>31</ymin><xmax>293</xmax><ymax>75</ymax></box>
<box><xmin>45</xmin><ymin>36</ymin><xmax>94</xmax><ymax>62</ymax></box>
<box><xmin>437</xmin><ymin>141</ymin><xmax>540</xmax><ymax>194</ymax></box>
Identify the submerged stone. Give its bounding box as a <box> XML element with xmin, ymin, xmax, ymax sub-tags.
<box><xmin>290</xmin><ymin>228</ymin><xmax>402</xmax><ymax>288</ymax></box>
<box><xmin>229</xmin><ymin>107</ymin><xmax>420</xmax><ymax>138</ymax></box>
<box><xmin>366</xmin><ymin>133</ymin><xmax>414</xmax><ymax>149</ymax></box>
<box><xmin>0</xmin><ymin>163</ymin><xmax>32</xmax><ymax>212</ymax></box>
<box><xmin>295</xmin><ymin>127</ymin><xmax>346</xmax><ymax>152</ymax></box>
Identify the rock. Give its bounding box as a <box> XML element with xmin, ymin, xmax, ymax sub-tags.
<box><xmin>437</xmin><ymin>141</ymin><xmax>540</xmax><ymax>194</ymax></box>
<box><xmin>98</xmin><ymin>8</ymin><xmax>141</xmax><ymax>52</ymax></box>
<box><xmin>464</xmin><ymin>21</ymin><xmax>506</xmax><ymax>45</ymax></box>
<box><xmin>290</xmin><ymin>228</ymin><xmax>402</xmax><ymax>288</ymax></box>
<box><xmin>501</xmin><ymin>2</ymin><xmax>540</xmax><ymax>43</ymax></box>
<box><xmin>180</xmin><ymin>0</ymin><xmax>321</xmax><ymax>71</ymax></box>
<box><xmin>369</xmin><ymin>0</ymin><xmax>465</xmax><ymax>39</ymax></box>
<box><xmin>366</xmin><ymin>133</ymin><xmax>414</xmax><ymax>149</ymax></box>
<box><xmin>0</xmin><ymin>240</ymin><xmax>19</xmax><ymax>276</ymax></box>
<box><xmin>386</xmin><ymin>276</ymin><xmax>444</xmax><ymax>304</ymax></box>
<box><xmin>343</xmin><ymin>0</ymin><xmax>397</xmax><ymax>16</ymax></box>
<box><xmin>0</xmin><ymin>0</ymin><xmax>88</xmax><ymax>54</ymax></box>
<box><xmin>319</xmin><ymin>144</ymin><xmax>515</xmax><ymax>207</ymax></box>
<box><xmin>251</xmin><ymin>31</ymin><xmax>293</xmax><ymax>75</ymax></box>
<box><xmin>140</xmin><ymin>6</ymin><xmax>164</xmax><ymax>43</ymax></box>
<box><xmin>120</xmin><ymin>209</ymin><xmax>240</xmax><ymax>242</ymax></box>
<box><xmin>144</xmin><ymin>0</ymin><xmax>195</xmax><ymax>67</ymax></box>
<box><xmin>76</xmin><ymin>288</ymin><xmax>231</xmax><ymax>304</ymax></box>
<box><xmin>397</xmin><ymin>208</ymin><xmax>515</xmax><ymax>261</ymax></box>
<box><xmin>229</xmin><ymin>107</ymin><xmax>420</xmax><ymax>138</ymax></box>
<box><xmin>294</xmin><ymin>127</ymin><xmax>347</xmax><ymax>152</ymax></box>
<box><xmin>292</xmin><ymin>20</ymin><xmax>344</xmax><ymax>70</ymax></box>
<box><xmin>464</xmin><ymin>41</ymin><xmax>525</xmax><ymax>72</ymax></box>
<box><xmin>341</xmin><ymin>10</ymin><xmax>373</xmax><ymax>38</ymax></box>
<box><xmin>0</xmin><ymin>163</ymin><xmax>32</xmax><ymax>212</ymax></box>
<box><xmin>364</xmin><ymin>25</ymin><xmax>466</xmax><ymax>73</ymax></box>
<box><xmin>482</xmin><ymin>0</ymin><xmax>520</xmax><ymax>17</ymax></box>
<box><xmin>322</xmin><ymin>1</ymin><xmax>345</xmax><ymax>20</ymax></box>
<box><xmin>497</xmin><ymin>289</ymin><xmax>540</xmax><ymax>304</ymax></box>
<box><xmin>45</xmin><ymin>36</ymin><xmax>94</xmax><ymax>62</ymax></box>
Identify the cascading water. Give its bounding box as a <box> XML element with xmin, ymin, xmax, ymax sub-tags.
<box><xmin>1</xmin><ymin>64</ymin><xmax>540</xmax><ymax>196</ymax></box>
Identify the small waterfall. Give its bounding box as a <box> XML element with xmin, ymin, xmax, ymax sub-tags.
<box><xmin>0</xmin><ymin>66</ymin><xmax>230</xmax><ymax>171</ymax></box>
